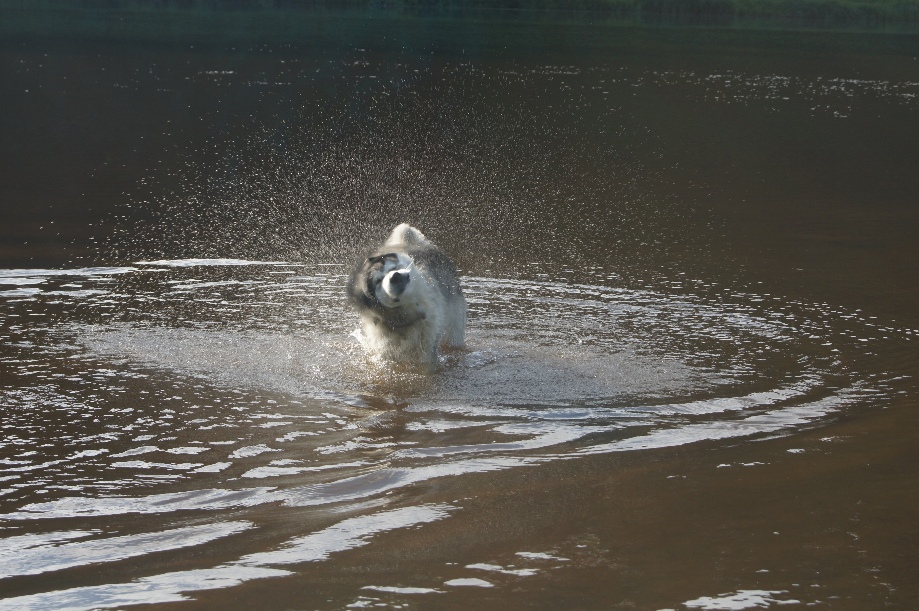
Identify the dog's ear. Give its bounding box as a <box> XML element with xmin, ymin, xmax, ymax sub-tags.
<box><xmin>354</xmin><ymin>253</ymin><xmax>400</xmax><ymax>305</ymax></box>
<box><xmin>361</xmin><ymin>254</ymin><xmax>393</xmax><ymax>301</ymax></box>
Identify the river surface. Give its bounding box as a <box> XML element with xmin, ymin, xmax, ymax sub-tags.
<box><xmin>2</xmin><ymin>20</ymin><xmax>919</xmax><ymax>610</ymax></box>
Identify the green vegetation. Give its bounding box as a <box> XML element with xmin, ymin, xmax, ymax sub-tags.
<box><xmin>1</xmin><ymin>0</ymin><xmax>918</xmax><ymax>54</ymax></box>
<box><xmin>3</xmin><ymin>0</ymin><xmax>918</xmax><ymax>28</ymax></box>
<box><xmin>392</xmin><ymin>0</ymin><xmax>919</xmax><ymax>28</ymax></box>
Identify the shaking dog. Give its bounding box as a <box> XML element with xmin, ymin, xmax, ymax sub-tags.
<box><xmin>347</xmin><ymin>223</ymin><xmax>466</xmax><ymax>366</ymax></box>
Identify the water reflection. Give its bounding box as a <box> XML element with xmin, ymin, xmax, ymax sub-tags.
<box><xmin>1</xmin><ymin>260</ymin><xmax>911</xmax><ymax>526</ymax></box>
<box><xmin>3</xmin><ymin>35</ymin><xmax>919</xmax><ymax>610</ymax></box>
<box><xmin>0</xmin><ymin>504</ymin><xmax>452</xmax><ymax>610</ymax></box>
<box><xmin>0</xmin><ymin>522</ymin><xmax>252</xmax><ymax>580</ymax></box>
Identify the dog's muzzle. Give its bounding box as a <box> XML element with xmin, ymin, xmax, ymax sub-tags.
<box><xmin>389</xmin><ymin>270</ymin><xmax>409</xmax><ymax>289</ymax></box>
<box><xmin>388</xmin><ymin>271</ymin><xmax>409</xmax><ymax>294</ymax></box>
<box><xmin>383</xmin><ymin>270</ymin><xmax>410</xmax><ymax>300</ymax></box>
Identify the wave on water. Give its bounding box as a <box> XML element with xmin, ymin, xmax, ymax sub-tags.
<box><xmin>1</xmin><ymin>260</ymin><xmax>911</xmax><ymax>516</ymax></box>
<box><xmin>0</xmin><ymin>259</ymin><xmax>914</xmax><ymax>608</ymax></box>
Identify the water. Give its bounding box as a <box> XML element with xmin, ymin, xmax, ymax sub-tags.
<box><xmin>2</xmin><ymin>22</ymin><xmax>919</xmax><ymax>610</ymax></box>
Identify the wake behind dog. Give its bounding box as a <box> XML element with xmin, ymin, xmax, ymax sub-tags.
<box><xmin>347</xmin><ymin>223</ymin><xmax>467</xmax><ymax>368</ymax></box>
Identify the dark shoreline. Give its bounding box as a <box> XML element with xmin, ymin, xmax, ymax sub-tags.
<box><xmin>4</xmin><ymin>0</ymin><xmax>919</xmax><ymax>27</ymax></box>
<box><xmin>2</xmin><ymin>1</ymin><xmax>919</xmax><ymax>58</ymax></box>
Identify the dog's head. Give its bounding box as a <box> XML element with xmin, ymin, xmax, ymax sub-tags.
<box><xmin>350</xmin><ymin>252</ymin><xmax>417</xmax><ymax>309</ymax></box>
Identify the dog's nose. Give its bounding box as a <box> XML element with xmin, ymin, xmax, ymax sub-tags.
<box><xmin>390</xmin><ymin>271</ymin><xmax>409</xmax><ymax>287</ymax></box>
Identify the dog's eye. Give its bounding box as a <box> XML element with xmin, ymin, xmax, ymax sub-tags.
<box><xmin>364</xmin><ymin>272</ymin><xmax>385</xmax><ymax>298</ymax></box>
<box><xmin>367</xmin><ymin>252</ymin><xmax>399</xmax><ymax>268</ymax></box>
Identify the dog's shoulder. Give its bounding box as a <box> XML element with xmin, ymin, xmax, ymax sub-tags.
<box><xmin>405</xmin><ymin>243</ymin><xmax>463</xmax><ymax>299</ymax></box>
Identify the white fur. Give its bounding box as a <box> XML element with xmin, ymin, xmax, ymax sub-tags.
<box><xmin>351</xmin><ymin>224</ymin><xmax>466</xmax><ymax>368</ymax></box>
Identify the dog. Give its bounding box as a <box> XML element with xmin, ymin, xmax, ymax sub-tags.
<box><xmin>347</xmin><ymin>223</ymin><xmax>466</xmax><ymax>367</ymax></box>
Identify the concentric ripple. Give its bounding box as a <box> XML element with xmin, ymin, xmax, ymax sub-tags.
<box><xmin>1</xmin><ymin>260</ymin><xmax>912</xmax><ymax>514</ymax></box>
<box><xmin>0</xmin><ymin>260</ymin><xmax>914</xmax><ymax>607</ymax></box>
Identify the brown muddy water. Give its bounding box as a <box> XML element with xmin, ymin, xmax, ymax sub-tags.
<box><xmin>2</xmin><ymin>21</ymin><xmax>919</xmax><ymax>610</ymax></box>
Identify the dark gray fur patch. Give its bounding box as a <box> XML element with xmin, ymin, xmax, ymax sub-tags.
<box><xmin>346</xmin><ymin>241</ymin><xmax>463</xmax><ymax>318</ymax></box>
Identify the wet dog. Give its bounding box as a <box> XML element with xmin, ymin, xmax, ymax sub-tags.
<box><xmin>347</xmin><ymin>223</ymin><xmax>466</xmax><ymax>367</ymax></box>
